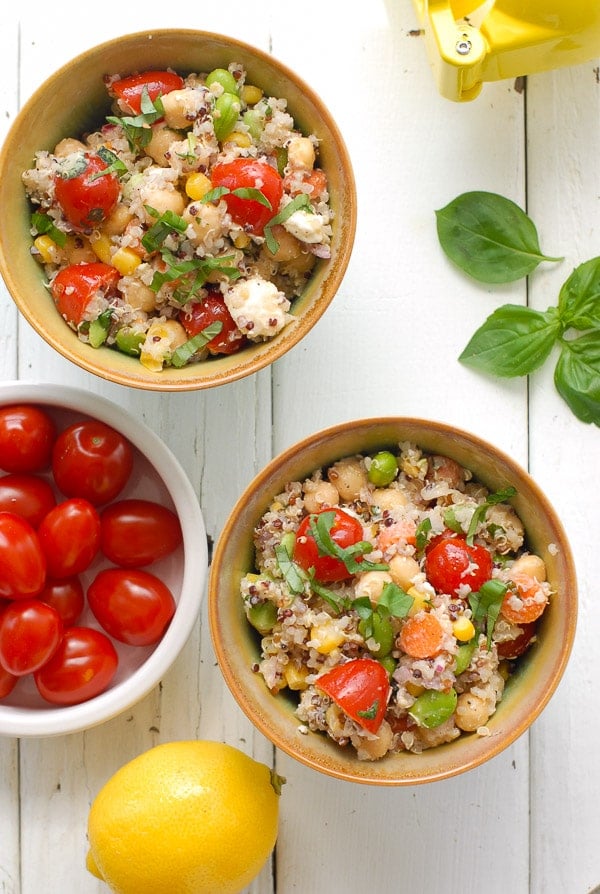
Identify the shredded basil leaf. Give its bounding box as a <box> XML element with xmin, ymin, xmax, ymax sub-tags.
<box><xmin>170</xmin><ymin>321</ymin><xmax>223</xmax><ymax>368</ymax></box>
<box><xmin>308</xmin><ymin>511</ymin><xmax>387</xmax><ymax>575</ymax></box>
<box><xmin>469</xmin><ymin>579</ymin><xmax>507</xmax><ymax>649</ymax></box>
<box><xmin>142</xmin><ymin>208</ymin><xmax>188</xmax><ymax>252</ymax></box>
<box><xmin>466</xmin><ymin>486</ymin><xmax>517</xmax><ymax>545</ymax></box>
<box><xmin>377</xmin><ymin>582</ymin><xmax>414</xmax><ymax>618</ymax></box>
<box><xmin>264</xmin><ymin>194</ymin><xmax>313</xmax><ymax>254</ymax></box>
<box><xmin>357</xmin><ymin>699</ymin><xmax>379</xmax><ymax>720</ymax></box>
<box><xmin>107</xmin><ymin>86</ymin><xmax>164</xmax><ymax>151</ymax></box>
<box><xmin>274</xmin><ymin>541</ymin><xmax>306</xmax><ymax>595</ymax></box>
<box><xmin>309</xmin><ymin>577</ymin><xmax>346</xmax><ymax>613</ymax></box>
<box><xmin>150</xmin><ymin>249</ymin><xmax>241</xmax><ymax>301</ymax></box>
<box><xmin>89</xmin><ymin>146</ymin><xmax>128</xmax><ymax>180</ymax></box>
<box><xmin>415</xmin><ymin>517</ymin><xmax>432</xmax><ymax>553</ymax></box>
<box><xmin>31</xmin><ymin>212</ymin><xmax>66</xmax><ymax>248</ymax></box>
<box><xmin>442</xmin><ymin>507</ymin><xmax>463</xmax><ymax>534</ymax></box>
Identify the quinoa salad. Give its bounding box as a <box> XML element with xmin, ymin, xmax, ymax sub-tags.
<box><xmin>241</xmin><ymin>442</ymin><xmax>553</xmax><ymax>761</ymax></box>
<box><xmin>22</xmin><ymin>65</ymin><xmax>333</xmax><ymax>371</ymax></box>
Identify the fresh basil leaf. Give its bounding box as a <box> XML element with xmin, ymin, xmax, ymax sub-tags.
<box><xmin>150</xmin><ymin>250</ymin><xmax>241</xmax><ymax>299</ymax></box>
<box><xmin>557</xmin><ymin>257</ymin><xmax>600</xmax><ymax>330</ymax></box>
<box><xmin>357</xmin><ymin>700</ymin><xmax>379</xmax><ymax>720</ymax></box>
<box><xmin>466</xmin><ymin>486</ymin><xmax>517</xmax><ymax>545</ymax></box>
<box><xmin>90</xmin><ymin>146</ymin><xmax>128</xmax><ymax>180</ymax></box>
<box><xmin>469</xmin><ymin>579</ymin><xmax>507</xmax><ymax>649</ymax></box>
<box><xmin>435</xmin><ymin>191</ymin><xmax>563</xmax><ymax>283</ymax></box>
<box><xmin>264</xmin><ymin>194</ymin><xmax>313</xmax><ymax>254</ymax></box>
<box><xmin>31</xmin><ymin>212</ymin><xmax>67</xmax><ymax>248</ymax></box>
<box><xmin>308</xmin><ymin>512</ymin><xmax>387</xmax><ymax>575</ymax></box>
<box><xmin>459</xmin><ymin>304</ymin><xmax>561</xmax><ymax>377</ymax></box>
<box><xmin>170</xmin><ymin>322</ymin><xmax>223</xmax><ymax>368</ymax></box>
<box><xmin>377</xmin><ymin>582</ymin><xmax>414</xmax><ymax>619</ymax></box>
<box><xmin>142</xmin><ymin>208</ymin><xmax>188</xmax><ymax>252</ymax></box>
<box><xmin>309</xmin><ymin>578</ymin><xmax>346</xmax><ymax>613</ymax></box>
<box><xmin>274</xmin><ymin>541</ymin><xmax>306</xmax><ymax>595</ymax></box>
<box><xmin>231</xmin><ymin>187</ymin><xmax>271</xmax><ymax>208</ymax></box>
<box><xmin>415</xmin><ymin>518</ymin><xmax>432</xmax><ymax>553</ymax></box>
<box><xmin>443</xmin><ymin>507</ymin><xmax>463</xmax><ymax>534</ymax></box>
<box><xmin>107</xmin><ymin>86</ymin><xmax>164</xmax><ymax>151</ymax></box>
<box><xmin>352</xmin><ymin>596</ymin><xmax>374</xmax><ymax>621</ymax></box>
<box><xmin>200</xmin><ymin>186</ymin><xmax>231</xmax><ymax>204</ymax></box>
<box><xmin>554</xmin><ymin>334</ymin><xmax>600</xmax><ymax>426</ymax></box>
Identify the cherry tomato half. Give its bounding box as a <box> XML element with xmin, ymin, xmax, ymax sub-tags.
<box><xmin>52</xmin><ymin>420</ymin><xmax>133</xmax><ymax>506</ymax></box>
<box><xmin>38</xmin><ymin>498</ymin><xmax>101</xmax><ymax>578</ymax></box>
<box><xmin>425</xmin><ymin>535</ymin><xmax>493</xmax><ymax>595</ymax></box>
<box><xmin>293</xmin><ymin>508</ymin><xmax>365</xmax><ymax>583</ymax></box>
<box><xmin>0</xmin><ymin>599</ymin><xmax>63</xmax><ymax>676</ymax></box>
<box><xmin>496</xmin><ymin>621</ymin><xmax>537</xmax><ymax>659</ymax></box>
<box><xmin>0</xmin><ymin>512</ymin><xmax>46</xmax><ymax>600</ymax></box>
<box><xmin>110</xmin><ymin>70</ymin><xmax>185</xmax><ymax>114</ymax></box>
<box><xmin>179</xmin><ymin>291</ymin><xmax>246</xmax><ymax>356</ymax></box>
<box><xmin>50</xmin><ymin>262</ymin><xmax>121</xmax><ymax>328</ymax></box>
<box><xmin>210</xmin><ymin>158</ymin><xmax>283</xmax><ymax>234</ymax></box>
<box><xmin>34</xmin><ymin>626</ymin><xmax>118</xmax><ymax>706</ymax></box>
<box><xmin>54</xmin><ymin>152</ymin><xmax>120</xmax><ymax>230</ymax></box>
<box><xmin>87</xmin><ymin>568</ymin><xmax>176</xmax><ymax>646</ymax></box>
<box><xmin>316</xmin><ymin>658</ymin><xmax>391</xmax><ymax>734</ymax></box>
<box><xmin>0</xmin><ymin>473</ymin><xmax>56</xmax><ymax>526</ymax></box>
<box><xmin>38</xmin><ymin>577</ymin><xmax>85</xmax><ymax>627</ymax></box>
<box><xmin>0</xmin><ymin>405</ymin><xmax>56</xmax><ymax>473</ymax></box>
<box><xmin>100</xmin><ymin>499</ymin><xmax>182</xmax><ymax>568</ymax></box>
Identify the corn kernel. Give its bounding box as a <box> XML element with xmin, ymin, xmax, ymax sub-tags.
<box><xmin>406</xmin><ymin>681</ymin><xmax>425</xmax><ymax>697</ymax></box>
<box><xmin>283</xmin><ymin>664</ymin><xmax>309</xmax><ymax>691</ymax></box>
<box><xmin>90</xmin><ymin>232</ymin><xmax>113</xmax><ymax>264</ymax></box>
<box><xmin>270</xmin><ymin>500</ymin><xmax>283</xmax><ymax>512</ymax></box>
<box><xmin>185</xmin><ymin>172</ymin><xmax>212</xmax><ymax>201</ymax></box>
<box><xmin>33</xmin><ymin>234</ymin><xmax>59</xmax><ymax>264</ymax></box>
<box><xmin>225</xmin><ymin>131</ymin><xmax>252</xmax><ymax>149</ymax></box>
<box><xmin>453</xmin><ymin>617</ymin><xmax>476</xmax><ymax>642</ymax></box>
<box><xmin>233</xmin><ymin>232</ymin><xmax>251</xmax><ymax>249</ymax></box>
<box><xmin>241</xmin><ymin>84</ymin><xmax>263</xmax><ymax>105</ymax></box>
<box><xmin>406</xmin><ymin>585</ymin><xmax>431</xmax><ymax>617</ymax></box>
<box><xmin>111</xmin><ymin>246</ymin><xmax>142</xmax><ymax>276</ymax></box>
<box><xmin>309</xmin><ymin>621</ymin><xmax>345</xmax><ymax>655</ymax></box>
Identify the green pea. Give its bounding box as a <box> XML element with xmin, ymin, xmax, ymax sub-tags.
<box><xmin>206</xmin><ymin>68</ymin><xmax>239</xmax><ymax>96</ymax></box>
<box><xmin>368</xmin><ymin>451</ymin><xmax>399</xmax><ymax>487</ymax></box>
<box><xmin>378</xmin><ymin>655</ymin><xmax>397</xmax><ymax>677</ymax></box>
<box><xmin>408</xmin><ymin>688</ymin><xmax>458</xmax><ymax>729</ymax></box>
<box><xmin>115</xmin><ymin>328</ymin><xmax>145</xmax><ymax>357</ymax></box>
<box><xmin>247</xmin><ymin>600</ymin><xmax>278</xmax><ymax>636</ymax></box>
<box><xmin>213</xmin><ymin>92</ymin><xmax>241</xmax><ymax>142</ymax></box>
<box><xmin>455</xmin><ymin>640</ymin><xmax>477</xmax><ymax>675</ymax></box>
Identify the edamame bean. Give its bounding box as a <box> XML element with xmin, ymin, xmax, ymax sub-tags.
<box><xmin>242</xmin><ymin>109</ymin><xmax>263</xmax><ymax>140</ymax></box>
<box><xmin>213</xmin><ymin>93</ymin><xmax>241</xmax><ymax>142</ymax></box>
<box><xmin>206</xmin><ymin>68</ymin><xmax>239</xmax><ymax>95</ymax></box>
<box><xmin>378</xmin><ymin>655</ymin><xmax>397</xmax><ymax>677</ymax></box>
<box><xmin>115</xmin><ymin>328</ymin><xmax>145</xmax><ymax>356</ymax></box>
<box><xmin>454</xmin><ymin>640</ymin><xmax>477</xmax><ymax>675</ymax></box>
<box><xmin>408</xmin><ymin>688</ymin><xmax>458</xmax><ymax>728</ymax></box>
<box><xmin>368</xmin><ymin>451</ymin><xmax>399</xmax><ymax>487</ymax></box>
<box><xmin>359</xmin><ymin>612</ymin><xmax>394</xmax><ymax>658</ymax></box>
<box><xmin>247</xmin><ymin>600</ymin><xmax>278</xmax><ymax>635</ymax></box>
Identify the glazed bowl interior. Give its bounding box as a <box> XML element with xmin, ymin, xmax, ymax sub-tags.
<box><xmin>0</xmin><ymin>382</ymin><xmax>207</xmax><ymax>737</ymax></box>
<box><xmin>0</xmin><ymin>30</ymin><xmax>356</xmax><ymax>391</ymax></box>
<box><xmin>209</xmin><ymin>418</ymin><xmax>577</xmax><ymax>785</ymax></box>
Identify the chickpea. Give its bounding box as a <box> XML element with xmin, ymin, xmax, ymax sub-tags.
<box><xmin>53</xmin><ymin>137</ymin><xmax>87</xmax><ymax>158</ymax></box>
<box><xmin>354</xmin><ymin>571</ymin><xmax>393</xmax><ymax>604</ymax></box>
<box><xmin>509</xmin><ymin>553</ymin><xmax>547</xmax><ymax>582</ymax></box>
<box><xmin>280</xmin><ymin>250</ymin><xmax>316</xmax><ymax>278</ymax></box>
<box><xmin>388</xmin><ymin>555</ymin><xmax>420</xmax><ymax>590</ymax></box>
<box><xmin>373</xmin><ymin>488</ymin><xmax>409</xmax><ymax>512</ymax></box>
<box><xmin>102</xmin><ymin>203</ymin><xmax>134</xmax><ymax>237</ymax></box>
<box><xmin>353</xmin><ymin>720</ymin><xmax>393</xmax><ymax>761</ymax></box>
<box><xmin>287</xmin><ymin>136</ymin><xmax>316</xmax><ymax>170</ymax></box>
<box><xmin>455</xmin><ymin>692</ymin><xmax>491</xmax><ymax>732</ymax></box>
<box><xmin>141</xmin><ymin>188</ymin><xmax>185</xmax><ymax>225</ymax></box>
<box><xmin>183</xmin><ymin>202</ymin><xmax>224</xmax><ymax>245</ymax></box>
<box><xmin>145</xmin><ymin>124</ymin><xmax>181</xmax><ymax>166</ymax></box>
<box><xmin>118</xmin><ymin>277</ymin><xmax>157</xmax><ymax>313</ymax></box>
<box><xmin>160</xmin><ymin>89</ymin><xmax>197</xmax><ymax>130</ymax></box>
<box><xmin>327</xmin><ymin>456</ymin><xmax>368</xmax><ymax>501</ymax></box>
<box><xmin>62</xmin><ymin>235</ymin><xmax>96</xmax><ymax>265</ymax></box>
<box><xmin>263</xmin><ymin>226</ymin><xmax>303</xmax><ymax>263</ymax></box>
<box><xmin>303</xmin><ymin>480</ymin><xmax>339</xmax><ymax>514</ymax></box>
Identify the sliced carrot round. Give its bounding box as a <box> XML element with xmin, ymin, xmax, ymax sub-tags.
<box><xmin>399</xmin><ymin>612</ymin><xmax>444</xmax><ymax>659</ymax></box>
<box><xmin>500</xmin><ymin>573</ymin><xmax>548</xmax><ymax>624</ymax></box>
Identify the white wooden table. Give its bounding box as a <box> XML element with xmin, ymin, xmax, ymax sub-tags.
<box><xmin>1</xmin><ymin>3</ymin><xmax>598</xmax><ymax>892</ymax></box>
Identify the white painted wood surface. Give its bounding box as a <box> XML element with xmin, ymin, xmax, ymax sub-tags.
<box><xmin>0</xmin><ymin>3</ymin><xmax>598</xmax><ymax>892</ymax></box>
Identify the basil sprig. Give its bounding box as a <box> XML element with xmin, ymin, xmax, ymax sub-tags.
<box><xmin>308</xmin><ymin>511</ymin><xmax>388</xmax><ymax>576</ymax></box>
<box><xmin>107</xmin><ymin>87</ymin><xmax>165</xmax><ymax>150</ymax></box>
<box><xmin>468</xmin><ymin>579</ymin><xmax>508</xmax><ymax>650</ymax></box>
<box><xmin>465</xmin><ymin>486</ymin><xmax>517</xmax><ymax>546</ymax></box>
<box><xmin>170</xmin><ymin>321</ymin><xmax>223</xmax><ymax>368</ymax></box>
<box><xmin>142</xmin><ymin>207</ymin><xmax>188</xmax><ymax>253</ymax></box>
<box><xmin>149</xmin><ymin>249</ymin><xmax>241</xmax><ymax>302</ymax></box>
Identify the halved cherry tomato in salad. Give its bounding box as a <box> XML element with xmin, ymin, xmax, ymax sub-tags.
<box><xmin>179</xmin><ymin>291</ymin><xmax>246</xmax><ymax>355</ymax></box>
<box><xmin>0</xmin><ymin>473</ymin><xmax>56</xmax><ymax>526</ymax></box>
<box><xmin>34</xmin><ymin>626</ymin><xmax>118</xmax><ymax>706</ymax></box>
<box><xmin>109</xmin><ymin>70</ymin><xmax>185</xmax><ymax>114</ymax></box>
<box><xmin>54</xmin><ymin>152</ymin><xmax>120</xmax><ymax>230</ymax></box>
<box><xmin>100</xmin><ymin>499</ymin><xmax>182</xmax><ymax>568</ymax></box>
<box><xmin>50</xmin><ymin>262</ymin><xmax>121</xmax><ymax>327</ymax></box>
<box><xmin>293</xmin><ymin>507</ymin><xmax>365</xmax><ymax>583</ymax></box>
<box><xmin>425</xmin><ymin>535</ymin><xmax>493</xmax><ymax>595</ymax></box>
<box><xmin>0</xmin><ymin>599</ymin><xmax>63</xmax><ymax>676</ymax></box>
<box><xmin>87</xmin><ymin>567</ymin><xmax>176</xmax><ymax>646</ymax></box>
<box><xmin>0</xmin><ymin>512</ymin><xmax>46</xmax><ymax>600</ymax></box>
<box><xmin>210</xmin><ymin>158</ymin><xmax>283</xmax><ymax>234</ymax></box>
<box><xmin>316</xmin><ymin>657</ymin><xmax>391</xmax><ymax>734</ymax></box>
<box><xmin>38</xmin><ymin>577</ymin><xmax>85</xmax><ymax>627</ymax></box>
<box><xmin>37</xmin><ymin>498</ymin><xmax>101</xmax><ymax>578</ymax></box>
<box><xmin>0</xmin><ymin>405</ymin><xmax>56</xmax><ymax>473</ymax></box>
<box><xmin>496</xmin><ymin>621</ymin><xmax>537</xmax><ymax>659</ymax></box>
<box><xmin>52</xmin><ymin>419</ymin><xmax>133</xmax><ymax>505</ymax></box>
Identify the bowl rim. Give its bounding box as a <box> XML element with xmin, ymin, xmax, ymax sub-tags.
<box><xmin>208</xmin><ymin>416</ymin><xmax>578</xmax><ymax>785</ymax></box>
<box><xmin>0</xmin><ymin>380</ymin><xmax>207</xmax><ymax>737</ymax></box>
<box><xmin>0</xmin><ymin>28</ymin><xmax>357</xmax><ymax>392</ymax></box>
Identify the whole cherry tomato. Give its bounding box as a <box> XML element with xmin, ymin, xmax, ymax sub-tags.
<box><xmin>0</xmin><ymin>599</ymin><xmax>63</xmax><ymax>676</ymax></box>
<box><xmin>425</xmin><ymin>535</ymin><xmax>493</xmax><ymax>595</ymax></box>
<box><xmin>496</xmin><ymin>622</ymin><xmax>537</xmax><ymax>659</ymax></box>
<box><xmin>0</xmin><ymin>512</ymin><xmax>46</xmax><ymax>599</ymax></box>
<box><xmin>100</xmin><ymin>499</ymin><xmax>182</xmax><ymax>568</ymax></box>
<box><xmin>0</xmin><ymin>473</ymin><xmax>56</xmax><ymax>526</ymax></box>
<box><xmin>87</xmin><ymin>567</ymin><xmax>176</xmax><ymax>646</ymax></box>
<box><xmin>210</xmin><ymin>158</ymin><xmax>283</xmax><ymax>234</ymax></box>
<box><xmin>179</xmin><ymin>291</ymin><xmax>246</xmax><ymax>356</ymax></box>
<box><xmin>34</xmin><ymin>626</ymin><xmax>118</xmax><ymax>706</ymax></box>
<box><xmin>50</xmin><ymin>262</ymin><xmax>121</xmax><ymax>327</ymax></box>
<box><xmin>316</xmin><ymin>658</ymin><xmax>391</xmax><ymax>734</ymax></box>
<box><xmin>293</xmin><ymin>507</ymin><xmax>365</xmax><ymax>583</ymax></box>
<box><xmin>54</xmin><ymin>152</ymin><xmax>120</xmax><ymax>230</ymax></box>
<box><xmin>38</xmin><ymin>577</ymin><xmax>85</xmax><ymax>627</ymax></box>
<box><xmin>37</xmin><ymin>498</ymin><xmax>101</xmax><ymax>577</ymax></box>
<box><xmin>0</xmin><ymin>664</ymin><xmax>18</xmax><ymax>699</ymax></box>
<box><xmin>109</xmin><ymin>70</ymin><xmax>185</xmax><ymax>114</ymax></box>
<box><xmin>0</xmin><ymin>404</ymin><xmax>56</xmax><ymax>473</ymax></box>
<box><xmin>52</xmin><ymin>420</ymin><xmax>133</xmax><ymax>505</ymax></box>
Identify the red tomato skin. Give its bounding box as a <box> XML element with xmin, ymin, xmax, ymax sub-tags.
<box><xmin>34</xmin><ymin>626</ymin><xmax>118</xmax><ymax>706</ymax></box>
<box><xmin>38</xmin><ymin>577</ymin><xmax>85</xmax><ymax>626</ymax></box>
<box><xmin>210</xmin><ymin>159</ymin><xmax>283</xmax><ymax>234</ymax></box>
<box><xmin>317</xmin><ymin>658</ymin><xmax>390</xmax><ymax>734</ymax></box>
<box><xmin>293</xmin><ymin>508</ymin><xmax>364</xmax><ymax>583</ymax></box>
<box><xmin>0</xmin><ymin>664</ymin><xmax>18</xmax><ymax>699</ymax></box>
<box><xmin>100</xmin><ymin>499</ymin><xmax>182</xmax><ymax>568</ymax></box>
<box><xmin>0</xmin><ymin>599</ymin><xmax>63</xmax><ymax>676</ymax></box>
<box><xmin>496</xmin><ymin>622</ymin><xmax>537</xmax><ymax>659</ymax></box>
<box><xmin>54</xmin><ymin>153</ymin><xmax>120</xmax><ymax>230</ymax></box>
<box><xmin>0</xmin><ymin>405</ymin><xmax>56</xmax><ymax>473</ymax></box>
<box><xmin>110</xmin><ymin>70</ymin><xmax>185</xmax><ymax>114</ymax></box>
<box><xmin>87</xmin><ymin>568</ymin><xmax>176</xmax><ymax>646</ymax></box>
<box><xmin>0</xmin><ymin>512</ymin><xmax>46</xmax><ymax>599</ymax></box>
<box><xmin>50</xmin><ymin>262</ymin><xmax>121</xmax><ymax>327</ymax></box>
<box><xmin>52</xmin><ymin>420</ymin><xmax>133</xmax><ymax>506</ymax></box>
<box><xmin>37</xmin><ymin>498</ymin><xmax>101</xmax><ymax>578</ymax></box>
<box><xmin>0</xmin><ymin>473</ymin><xmax>57</xmax><ymax>526</ymax></box>
<box><xmin>425</xmin><ymin>536</ymin><xmax>493</xmax><ymax>595</ymax></box>
<box><xmin>179</xmin><ymin>292</ymin><xmax>247</xmax><ymax>356</ymax></box>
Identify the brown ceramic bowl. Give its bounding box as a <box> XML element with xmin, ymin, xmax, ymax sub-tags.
<box><xmin>209</xmin><ymin>418</ymin><xmax>577</xmax><ymax>785</ymax></box>
<box><xmin>0</xmin><ymin>30</ymin><xmax>356</xmax><ymax>391</ymax></box>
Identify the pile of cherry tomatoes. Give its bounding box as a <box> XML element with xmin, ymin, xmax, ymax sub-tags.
<box><xmin>0</xmin><ymin>403</ymin><xmax>182</xmax><ymax>706</ymax></box>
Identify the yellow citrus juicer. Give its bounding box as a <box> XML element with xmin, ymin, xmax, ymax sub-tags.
<box><xmin>412</xmin><ymin>0</ymin><xmax>600</xmax><ymax>101</ymax></box>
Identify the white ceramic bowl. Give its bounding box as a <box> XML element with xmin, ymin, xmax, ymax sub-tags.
<box><xmin>0</xmin><ymin>381</ymin><xmax>207</xmax><ymax>736</ymax></box>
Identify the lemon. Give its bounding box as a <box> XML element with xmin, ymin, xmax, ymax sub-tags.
<box><xmin>86</xmin><ymin>740</ymin><xmax>284</xmax><ymax>894</ymax></box>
